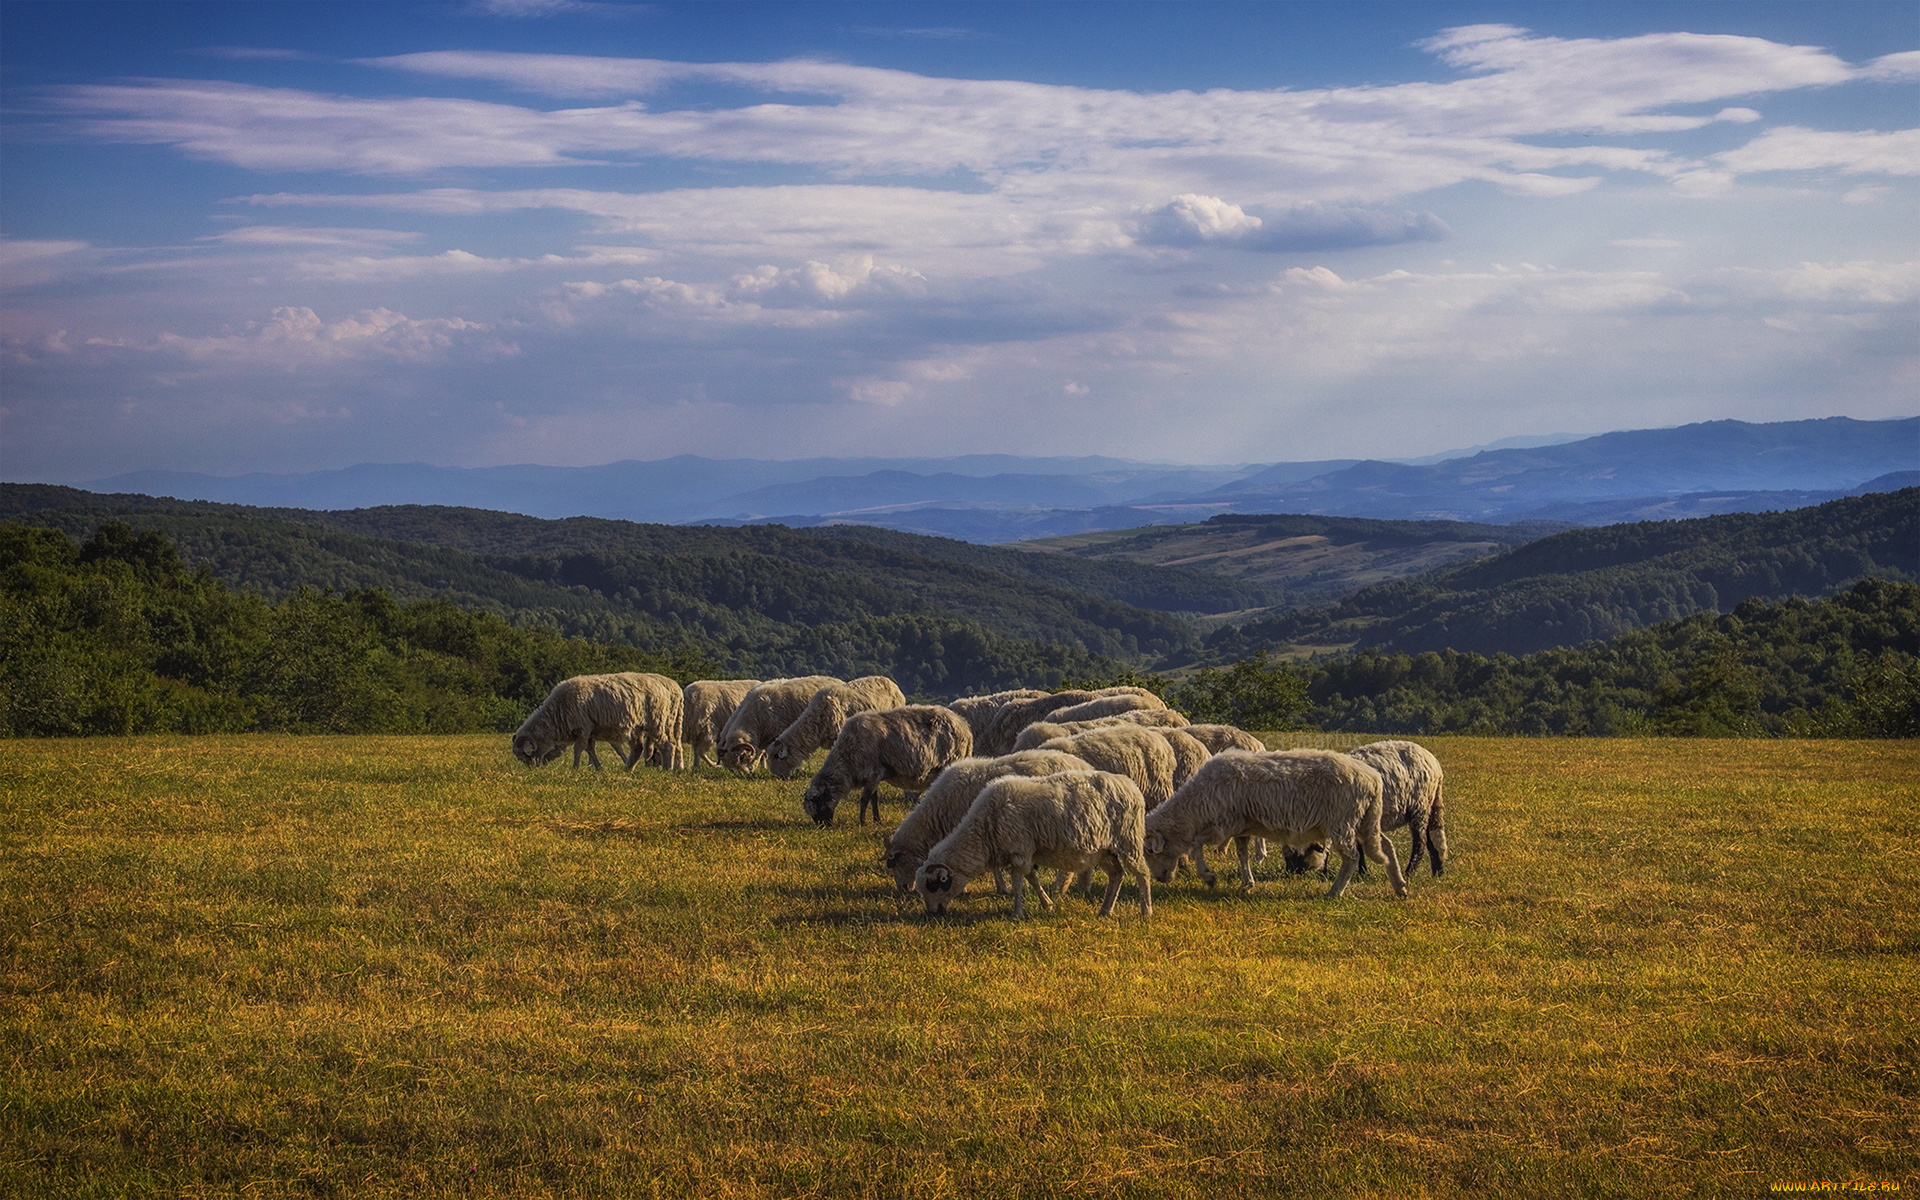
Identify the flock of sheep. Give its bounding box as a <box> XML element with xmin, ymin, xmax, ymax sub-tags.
<box><xmin>510</xmin><ymin>672</ymin><xmax>1448</xmax><ymax>919</ymax></box>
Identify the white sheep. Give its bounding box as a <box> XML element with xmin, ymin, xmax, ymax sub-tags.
<box><xmin>1032</xmin><ymin>723</ymin><xmax>1179</xmax><ymax>812</ymax></box>
<box><xmin>1006</xmin><ymin>709</ymin><xmax>1189</xmax><ymax>752</ymax></box>
<box><xmin>947</xmin><ymin>689</ymin><xmax>1049</xmax><ymax>748</ymax></box>
<box><xmin>976</xmin><ymin>686</ymin><xmax>1163</xmax><ymax>756</ymax></box>
<box><xmin>882</xmin><ymin>749</ymin><xmax>1093</xmax><ymax>893</ymax></box>
<box><xmin>1043</xmin><ymin>692</ymin><xmax>1168</xmax><ymax>725</ymax></box>
<box><xmin>915</xmin><ymin>771</ymin><xmax>1153</xmax><ymax>920</ymax></box>
<box><xmin>682</xmin><ymin>679</ymin><xmax>761</xmax><ymax>768</ymax></box>
<box><xmin>802</xmin><ymin>705</ymin><xmax>974</xmax><ymax>825</ymax></box>
<box><xmin>766</xmin><ymin>676</ymin><xmax>908</xmax><ymax>779</ymax></box>
<box><xmin>1159</xmin><ymin>727</ymin><xmax>1211</xmax><ymax>788</ymax></box>
<box><xmin>1283</xmin><ymin>741</ymin><xmax>1448</xmax><ymax>879</ymax></box>
<box><xmin>1181</xmin><ymin>724</ymin><xmax>1268</xmax><ymax>755</ymax></box>
<box><xmin>1143</xmin><ymin>750</ymin><xmax>1407</xmax><ymax>900</ymax></box>
<box><xmin>511</xmin><ymin>672</ymin><xmax>684</xmax><ymax>771</ymax></box>
<box><xmin>717</xmin><ymin>676</ymin><xmax>843</xmax><ymax>773</ymax></box>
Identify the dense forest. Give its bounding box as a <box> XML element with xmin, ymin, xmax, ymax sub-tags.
<box><xmin>1203</xmin><ymin>489</ymin><xmax>1919</xmax><ymax>661</ymax></box>
<box><xmin>5</xmin><ymin>521</ymin><xmax>1912</xmax><ymax>739</ymax></box>
<box><xmin>0</xmin><ymin>520</ymin><xmax>1133</xmax><ymax>736</ymax></box>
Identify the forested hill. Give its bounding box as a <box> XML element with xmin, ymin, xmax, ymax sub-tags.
<box><xmin>1205</xmin><ymin>488</ymin><xmax>1920</xmax><ymax>661</ymax></box>
<box><xmin>0</xmin><ymin>485</ymin><xmax>1258</xmax><ymax>692</ymax></box>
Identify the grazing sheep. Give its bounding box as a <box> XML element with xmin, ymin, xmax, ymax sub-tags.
<box><xmin>1143</xmin><ymin>750</ymin><xmax>1406</xmax><ymax>900</ymax></box>
<box><xmin>512</xmin><ymin>672</ymin><xmax>684</xmax><ymax>771</ymax></box>
<box><xmin>717</xmin><ymin>676</ymin><xmax>843</xmax><ymax>773</ymax></box>
<box><xmin>683</xmin><ymin>679</ymin><xmax>761</xmax><ymax>767</ymax></box>
<box><xmin>1007</xmin><ymin>710</ymin><xmax>1189</xmax><ymax>752</ymax></box>
<box><xmin>916</xmin><ymin>771</ymin><xmax>1152</xmax><ymax>920</ymax></box>
<box><xmin>766</xmin><ymin>676</ymin><xmax>908</xmax><ymax>779</ymax></box>
<box><xmin>947</xmin><ymin>689</ymin><xmax>1049</xmax><ymax>747</ymax></box>
<box><xmin>1158</xmin><ymin>728</ymin><xmax>1212</xmax><ymax>788</ymax></box>
<box><xmin>976</xmin><ymin>690</ymin><xmax>1098</xmax><ymax>756</ymax></box>
<box><xmin>1282</xmin><ymin>740</ymin><xmax>1448</xmax><ymax>879</ymax></box>
<box><xmin>803</xmin><ymin>705</ymin><xmax>973</xmax><ymax>825</ymax></box>
<box><xmin>1034</xmin><ymin>724</ymin><xmax>1178</xmax><ymax>810</ymax></box>
<box><xmin>882</xmin><ymin>749</ymin><xmax>1093</xmax><ymax>893</ymax></box>
<box><xmin>1044</xmin><ymin>692</ymin><xmax>1169</xmax><ymax>725</ymax></box>
<box><xmin>1182</xmin><ymin>724</ymin><xmax>1268</xmax><ymax>755</ymax></box>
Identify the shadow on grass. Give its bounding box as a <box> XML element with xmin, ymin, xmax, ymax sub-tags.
<box><xmin>675</xmin><ymin>817</ymin><xmax>799</xmax><ymax>833</ymax></box>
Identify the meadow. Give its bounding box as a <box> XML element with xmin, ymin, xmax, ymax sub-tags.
<box><xmin>1</xmin><ymin>735</ymin><xmax>1914</xmax><ymax>1198</ymax></box>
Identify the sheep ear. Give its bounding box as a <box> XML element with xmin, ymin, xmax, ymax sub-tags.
<box><xmin>1145</xmin><ymin>833</ymin><xmax>1163</xmax><ymax>854</ymax></box>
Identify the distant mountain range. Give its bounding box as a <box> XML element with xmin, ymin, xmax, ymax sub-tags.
<box><xmin>64</xmin><ymin>416</ymin><xmax>1919</xmax><ymax>543</ymax></box>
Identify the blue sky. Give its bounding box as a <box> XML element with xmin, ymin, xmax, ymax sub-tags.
<box><xmin>2</xmin><ymin>1</ymin><xmax>1915</xmax><ymax>481</ymax></box>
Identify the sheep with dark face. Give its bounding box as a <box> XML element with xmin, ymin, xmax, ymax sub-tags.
<box><xmin>882</xmin><ymin>749</ymin><xmax>1093</xmax><ymax>893</ymax></box>
<box><xmin>915</xmin><ymin>771</ymin><xmax>1152</xmax><ymax>920</ymax></box>
<box><xmin>1143</xmin><ymin>750</ymin><xmax>1406</xmax><ymax>900</ymax></box>
<box><xmin>716</xmin><ymin>676</ymin><xmax>843</xmax><ymax>773</ymax></box>
<box><xmin>802</xmin><ymin>705</ymin><xmax>973</xmax><ymax>825</ymax></box>
<box><xmin>682</xmin><ymin>679</ymin><xmax>760</xmax><ymax>768</ymax></box>
<box><xmin>1281</xmin><ymin>740</ymin><xmax>1448</xmax><ymax>879</ymax></box>
<box><xmin>512</xmin><ymin>672</ymin><xmax>684</xmax><ymax>771</ymax></box>
<box><xmin>765</xmin><ymin>676</ymin><xmax>907</xmax><ymax>779</ymax></box>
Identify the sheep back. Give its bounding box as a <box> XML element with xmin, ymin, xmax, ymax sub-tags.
<box><xmin>766</xmin><ymin>675</ymin><xmax>907</xmax><ymax>779</ymax></box>
<box><xmin>1183</xmin><ymin>724</ymin><xmax>1268</xmax><ymax>754</ymax></box>
<box><xmin>1045</xmin><ymin>692</ymin><xmax>1169</xmax><ymax>725</ymax></box>
<box><xmin>947</xmin><ymin>689</ymin><xmax>1049</xmax><ymax>747</ymax></box>
<box><xmin>1035</xmin><ymin>724</ymin><xmax>1178</xmax><ymax>809</ymax></box>
<box><xmin>882</xmin><ymin>749</ymin><xmax>1092</xmax><ymax>891</ymax></box>
<box><xmin>802</xmin><ymin>705</ymin><xmax>974</xmax><ymax>824</ymax></box>
<box><xmin>717</xmin><ymin>675</ymin><xmax>843</xmax><ymax>772</ymax></box>
<box><xmin>1159</xmin><ymin>727</ymin><xmax>1211</xmax><ymax>788</ymax></box>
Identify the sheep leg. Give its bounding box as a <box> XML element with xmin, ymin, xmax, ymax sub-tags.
<box><xmin>993</xmin><ymin>869</ymin><xmax>1012</xmax><ymax>895</ymax></box>
<box><xmin>1251</xmin><ymin>837</ymin><xmax>1269</xmax><ymax>863</ymax></box>
<box><xmin>1097</xmin><ymin>867</ymin><xmax>1124</xmax><ymax>917</ymax></box>
<box><xmin>1235</xmin><ymin>836</ymin><xmax>1258</xmax><ymax>890</ymax></box>
<box><xmin>1380</xmin><ymin>836</ymin><xmax>1408</xmax><ymax>899</ymax></box>
<box><xmin>1135</xmin><ymin>870</ymin><xmax>1153</xmax><ymax>919</ymax></box>
<box><xmin>858</xmin><ymin>785</ymin><xmax>880</xmax><ymax>825</ymax></box>
<box><xmin>1324</xmin><ymin>839</ymin><xmax>1361</xmax><ymax>899</ymax></box>
<box><xmin>1406</xmin><ymin>810</ymin><xmax>1429</xmax><ymax>879</ymax></box>
<box><xmin>1192</xmin><ymin>843</ymin><xmax>1219</xmax><ymax>888</ymax></box>
<box><xmin>1028</xmin><ymin>871</ymin><xmax>1055</xmax><ymax>911</ymax></box>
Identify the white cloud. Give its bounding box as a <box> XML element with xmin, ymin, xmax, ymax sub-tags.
<box><xmin>199</xmin><ymin>225</ymin><xmax>423</xmax><ymax>247</ymax></box>
<box><xmin>1713</xmin><ymin>126</ymin><xmax>1920</xmax><ymax>177</ymax></box>
<box><xmin>143</xmin><ymin>306</ymin><xmax>514</xmax><ymax>366</ymax></box>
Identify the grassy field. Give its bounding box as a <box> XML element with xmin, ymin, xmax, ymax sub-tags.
<box><xmin>2</xmin><ymin>735</ymin><xmax>1915</xmax><ymax>1198</ymax></box>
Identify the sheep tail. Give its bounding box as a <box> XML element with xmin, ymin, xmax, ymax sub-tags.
<box><xmin>1425</xmin><ymin>780</ymin><xmax>1448</xmax><ymax>876</ymax></box>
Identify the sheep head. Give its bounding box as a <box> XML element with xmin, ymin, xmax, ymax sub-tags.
<box><xmin>1141</xmin><ymin>830</ymin><xmax>1192</xmax><ymax>884</ymax></box>
<box><xmin>1280</xmin><ymin>843</ymin><xmax>1329</xmax><ymax>875</ymax></box>
<box><xmin>883</xmin><ymin>839</ymin><xmax>920</xmax><ymax>893</ymax></box>
<box><xmin>801</xmin><ymin>777</ymin><xmax>844</xmax><ymax>825</ymax></box>
<box><xmin>717</xmin><ymin>738</ymin><xmax>759</xmax><ymax>774</ymax></box>
<box><xmin>765</xmin><ymin>737</ymin><xmax>803</xmax><ymax>780</ymax></box>
<box><xmin>915</xmin><ymin>862</ymin><xmax>969</xmax><ymax>914</ymax></box>
<box><xmin>512</xmin><ymin>735</ymin><xmax>562</xmax><ymax>767</ymax></box>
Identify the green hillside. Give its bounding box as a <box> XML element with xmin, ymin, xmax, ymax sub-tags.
<box><xmin>1205</xmin><ymin>489</ymin><xmax>1919</xmax><ymax>661</ymax></box>
<box><xmin>0</xmin><ymin>487</ymin><xmax>1198</xmax><ymax>693</ymax></box>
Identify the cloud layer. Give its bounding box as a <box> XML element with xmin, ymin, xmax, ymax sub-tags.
<box><xmin>3</xmin><ymin>20</ymin><xmax>1916</xmax><ymax>478</ymax></box>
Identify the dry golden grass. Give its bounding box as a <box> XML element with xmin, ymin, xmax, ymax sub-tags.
<box><xmin>1</xmin><ymin>735</ymin><xmax>1914</xmax><ymax>1198</ymax></box>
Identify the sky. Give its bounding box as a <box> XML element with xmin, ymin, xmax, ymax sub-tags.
<box><xmin>2</xmin><ymin>1</ymin><xmax>1916</xmax><ymax>481</ymax></box>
